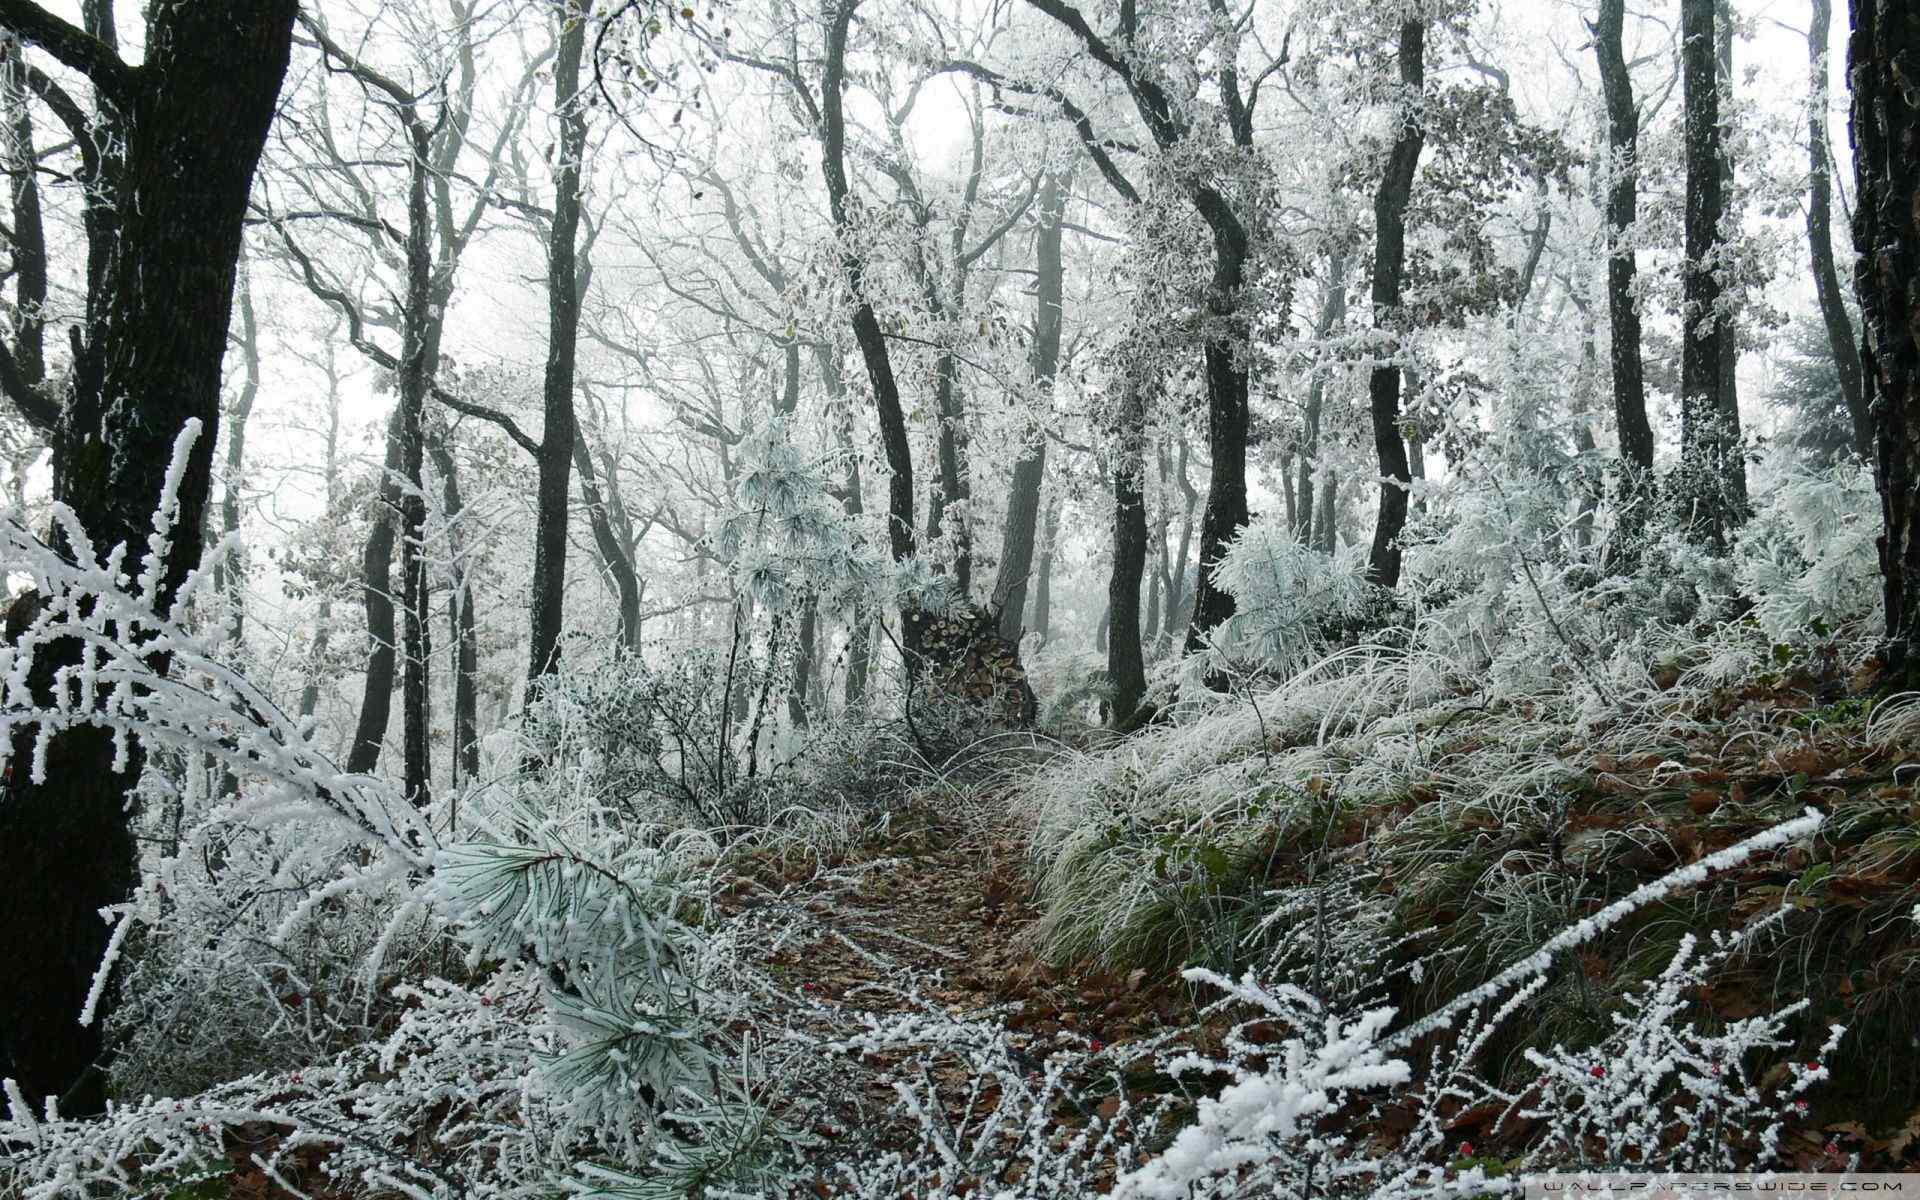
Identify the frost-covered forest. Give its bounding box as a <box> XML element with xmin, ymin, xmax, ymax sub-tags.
<box><xmin>1</xmin><ymin>0</ymin><xmax>1919</xmax><ymax>1194</ymax></box>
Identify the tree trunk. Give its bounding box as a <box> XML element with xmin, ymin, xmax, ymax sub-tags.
<box><xmin>1593</xmin><ymin>0</ymin><xmax>1657</xmax><ymax>544</ymax></box>
<box><xmin>1809</xmin><ymin>0</ymin><xmax>1868</xmax><ymax>458</ymax></box>
<box><xmin>1716</xmin><ymin>0</ymin><xmax>1740</xmax><ymax>435</ymax></box>
<box><xmin>1365</xmin><ymin>19</ymin><xmax>1427</xmax><ymax>590</ymax></box>
<box><xmin>1164</xmin><ymin>434</ymin><xmax>1197</xmax><ymax>641</ymax></box>
<box><xmin>300</xmin><ymin>343</ymin><xmax>343</xmax><ymax>722</ymax></box>
<box><xmin>1034</xmin><ymin>494</ymin><xmax>1060</xmax><ymax>643</ymax></box>
<box><xmin>573</xmin><ymin>428</ymin><xmax>643</xmax><ymax>653</ymax></box>
<box><xmin>397</xmin><ymin>126</ymin><xmax>433</xmax><ymax>809</ymax></box>
<box><xmin>1678</xmin><ymin>0</ymin><xmax>1746</xmax><ymax>550</ymax></box>
<box><xmin>348</xmin><ymin>408</ymin><xmax>404</xmax><ymax>777</ymax></box>
<box><xmin>527</xmin><ymin>0</ymin><xmax>586</xmax><ymax>682</ymax></box>
<box><xmin>788</xmin><ymin>598</ymin><xmax>816</xmax><ymax>727</ymax></box>
<box><xmin>1316</xmin><ymin>468</ymin><xmax>1339</xmax><ymax>555</ymax></box>
<box><xmin>1109</xmin><ymin>380</ymin><xmax>1149</xmax><ymax>724</ymax></box>
<box><xmin>0</xmin><ymin>0</ymin><xmax>295</xmax><ymax>1116</ymax></box>
<box><xmin>991</xmin><ymin>171</ymin><xmax>1067</xmax><ymax>643</ymax></box>
<box><xmin>1849</xmin><ymin>0</ymin><xmax>1920</xmax><ymax>683</ymax></box>
<box><xmin>426</xmin><ymin>433</ymin><xmax>479</xmax><ymax>787</ymax></box>
<box><xmin>1297</xmin><ymin>252</ymin><xmax>1348</xmax><ymax>547</ymax></box>
<box><xmin>821</xmin><ymin>0</ymin><xmax>917</xmax><ymax>666</ymax></box>
<box><xmin>1</xmin><ymin>38</ymin><xmax>46</xmax><ymax>409</ymax></box>
<box><xmin>213</xmin><ymin>261</ymin><xmax>259</xmax><ymax>649</ymax></box>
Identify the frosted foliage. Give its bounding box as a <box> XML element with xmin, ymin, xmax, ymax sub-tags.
<box><xmin>1213</xmin><ymin>516</ymin><xmax>1375</xmax><ymax>670</ymax></box>
<box><xmin>1733</xmin><ymin>456</ymin><xmax>1879</xmax><ymax>644</ymax></box>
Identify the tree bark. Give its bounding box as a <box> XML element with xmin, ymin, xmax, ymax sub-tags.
<box><xmin>527</xmin><ymin>0</ymin><xmax>587</xmax><ymax>682</ymax></box>
<box><xmin>1164</xmin><ymin>434</ymin><xmax>1198</xmax><ymax>641</ymax></box>
<box><xmin>213</xmin><ymin>261</ymin><xmax>260</xmax><ymax>649</ymax></box>
<box><xmin>991</xmin><ymin>171</ymin><xmax>1067</xmax><ymax>643</ymax></box>
<box><xmin>1109</xmin><ymin>379</ymin><xmax>1149</xmax><ymax>724</ymax></box>
<box><xmin>0</xmin><ymin>0</ymin><xmax>295</xmax><ymax>1116</ymax></box>
<box><xmin>1365</xmin><ymin>19</ymin><xmax>1426</xmax><ymax>590</ymax></box>
<box><xmin>426</xmin><ymin>432</ymin><xmax>479</xmax><ymax>787</ymax></box>
<box><xmin>573</xmin><ymin>428</ymin><xmax>643</xmax><ymax>653</ymax></box>
<box><xmin>1678</xmin><ymin>0</ymin><xmax>1746</xmax><ymax>550</ymax></box>
<box><xmin>1297</xmin><ymin>252</ymin><xmax>1349</xmax><ymax>547</ymax></box>
<box><xmin>1849</xmin><ymin>0</ymin><xmax>1920</xmax><ymax>683</ymax></box>
<box><xmin>1808</xmin><ymin>0</ymin><xmax>1868</xmax><ymax>458</ymax></box>
<box><xmin>299</xmin><ymin>343</ymin><xmax>342</xmax><ymax>723</ymax></box>
<box><xmin>397</xmin><ymin>125</ymin><xmax>433</xmax><ymax>809</ymax></box>
<box><xmin>1593</xmin><ymin>0</ymin><xmax>1657</xmax><ymax>546</ymax></box>
<box><xmin>1316</xmin><ymin>468</ymin><xmax>1339</xmax><ymax>555</ymax></box>
<box><xmin>1034</xmin><ymin>493</ymin><xmax>1060</xmax><ymax>643</ymax></box>
<box><xmin>821</xmin><ymin>0</ymin><xmax>918</xmax><ymax>666</ymax></box>
<box><xmin>348</xmin><ymin>408</ymin><xmax>403</xmax><ymax>778</ymax></box>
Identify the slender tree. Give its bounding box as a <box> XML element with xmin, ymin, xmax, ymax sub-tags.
<box><xmin>820</xmin><ymin>0</ymin><xmax>919</xmax><ymax>661</ymax></box>
<box><xmin>528</xmin><ymin>0</ymin><xmax>589</xmax><ymax>682</ymax></box>
<box><xmin>991</xmin><ymin>170</ymin><xmax>1068</xmax><ymax>643</ymax></box>
<box><xmin>1591</xmin><ymin>0</ymin><xmax>1656</xmax><ymax>541</ymax></box>
<box><xmin>1365</xmin><ymin>19</ymin><xmax>1427</xmax><ymax>590</ymax></box>
<box><xmin>1808</xmin><ymin>0</ymin><xmax>1868</xmax><ymax>458</ymax></box>
<box><xmin>1108</xmin><ymin>378</ymin><xmax>1149</xmax><ymax>725</ymax></box>
<box><xmin>1677</xmin><ymin>0</ymin><xmax>1746</xmax><ymax>549</ymax></box>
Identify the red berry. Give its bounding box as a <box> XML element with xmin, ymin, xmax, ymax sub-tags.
<box><xmin>1795</xmin><ymin>1100</ymin><xmax>1809</xmax><ymax>1114</ymax></box>
<box><xmin>1459</xmin><ymin>1141</ymin><xmax>1475</xmax><ymax>1158</ymax></box>
<box><xmin>1089</xmin><ymin>1038</ymin><xmax>1104</xmax><ymax>1052</ymax></box>
<box><xmin>1825</xmin><ymin>1141</ymin><xmax>1840</xmax><ymax>1157</ymax></box>
<box><xmin>1590</xmin><ymin>1065</ymin><xmax>1606</xmax><ymax>1079</ymax></box>
<box><xmin>1806</xmin><ymin>1062</ymin><xmax>1821</xmax><ymax>1072</ymax></box>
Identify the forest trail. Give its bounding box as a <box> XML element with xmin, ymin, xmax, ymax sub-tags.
<box><xmin>729</xmin><ymin>803</ymin><xmax>1183</xmax><ymax>1054</ymax></box>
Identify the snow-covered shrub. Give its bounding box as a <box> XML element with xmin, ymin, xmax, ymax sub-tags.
<box><xmin>1734</xmin><ymin>455</ymin><xmax>1879</xmax><ymax>645</ymax></box>
<box><xmin>518</xmin><ymin>647</ymin><xmax>799</xmax><ymax>833</ymax></box>
<box><xmin>1213</xmin><ymin>517</ymin><xmax>1377</xmax><ymax>672</ymax></box>
<box><xmin>1510</xmin><ymin>919</ymin><xmax>1845</xmax><ymax>1171</ymax></box>
<box><xmin>1103</xmin><ymin>813</ymin><xmax>1834</xmax><ymax>1200</ymax></box>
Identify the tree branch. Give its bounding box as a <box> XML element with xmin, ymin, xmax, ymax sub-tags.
<box><xmin>0</xmin><ymin>0</ymin><xmax>133</xmax><ymax>103</ymax></box>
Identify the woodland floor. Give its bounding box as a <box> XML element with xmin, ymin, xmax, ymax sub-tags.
<box><xmin>201</xmin><ymin>698</ymin><xmax>1920</xmax><ymax>1196</ymax></box>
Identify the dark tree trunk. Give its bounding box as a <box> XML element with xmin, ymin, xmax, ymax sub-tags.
<box><xmin>0</xmin><ymin>0</ymin><xmax>295</xmax><ymax>1115</ymax></box>
<box><xmin>992</xmin><ymin>171</ymin><xmax>1067</xmax><ymax>643</ymax></box>
<box><xmin>1849</xmin><ymin>0</ymin><xmax>1920</xmax><ymax>682</ymax></box>
<box><xmin>813</xmin><ymin>347</ymin><xmax>872</xmax><ymax>709</ymax></box>
<box><xmin>1809</xmin><ymin>0</ymin><xmax>1869</xmax><ymax>457</ymax></box>
<box><xmin>1365</xmin><ymin>19</ymin><xmax>1427</xmax><ymax>590</ymax></box>
<box><xmin>1678</xmin><ymin>0</ymin><xmax>1746</xmax><ymax>550</ymax></box>
<box><xmin>1109</xmin><ymin>380</ymin><xmax>1149</xmax><ymax>724</ymax></box>
<box><xmin>1179</xmin><ymin>256</ymin><xmax>1252</xmax><ymax>654</ymax></box>
<box><xmin>210</xmin><ymin>261</ymin><xmax>260</xmax><ymax>804</ymax></box>
<box><xmin>788</xmin><ymin>598</ymin><xmax>817</xmax><ymax>727</ymax></box>
<box><xmin>1716</xmin><ymin>0</ymin><xmax>1741</xmax><ymax>432</ymax></box>
<box><xmin>348</xmin><ymin>409</ymin><xmax>404</xmax><ymax>777</ymax></box>
<box><xmin>528</xmin><ymin>0</ymin><xmax>586</xmax><ymax>682</ymax></box>
<box><xmin>1022</xmin><ymin>0</ymin><xmax>1253</xmax><ymax>658</ymax></box>
<box><xmin>213</xmin><ymin>263</ymin><xmax>260</xmax><ymax>648</ymax></box>
<box><xmin>1316</xmin><ymin>468</ymin><xmax>1339</xmax><ymax>555</ymax></box>
<box><xmin>1</xmin><ymin>38</ymin><xmax>46</xmax><ymax>414</ymax></box>
<box><xmin>1034</xmin><ymin>495</ymin><xmax>1059</xmax><ymax>643</ymax></box>
<box><xmin>1164</xmin><ymin>434</ymin><xmax>1197</xmax><ymax>641</ymax></box>
<box><xmin>396</xmin><ymin>127</ymin><xmax>433</xmax><ymax>809</ymax></box>
<box><xmin>573</xmin><ymin>429</ymin><xmax>643</xmax><ymax>653</ymax></box>
<box><xmin>1297</xmin><ymin>252</ymin><xmax>1348</xmax><ymax>547</ymax></box>
<box><xmin>821</xmin><ymin>0</ymin><xmax>917</xmax><ymax>665</ymax></box>
<box><xmin>426</xmin><ymin>433</ymin><xmax>479</xmax><ymax>787</ymax></box>
<box><xmin>1593</xmin><ymin>0</ymin><xmax>1657</xmax><ymax>544</ymax></box>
